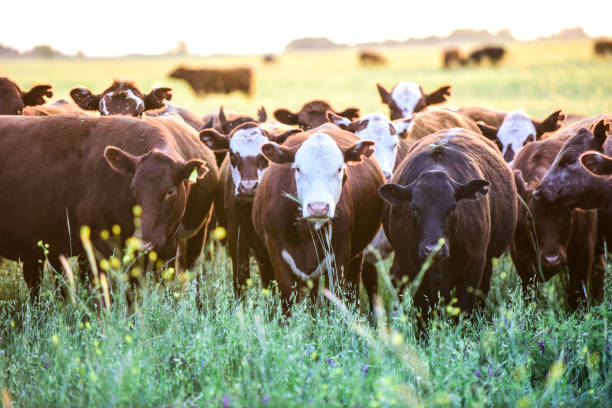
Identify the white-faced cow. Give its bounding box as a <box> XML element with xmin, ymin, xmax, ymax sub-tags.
<box><xmin>252</xmin><ymin>124</ymin><xmax>385</xmax><ymax>307</ymax></box>
<box><xmin>0</xmin><ymin>76</ymin><xmax>53</xmax><ymax>115</ymax></box>
<box><xmin>377</xmin><ymin>81</ymin><xmax>452</xmax><ymax>120</ymax></box>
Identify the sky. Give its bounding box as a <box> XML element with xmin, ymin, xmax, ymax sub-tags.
<box><xmin>2</xmin><ymin>0</ymin><xmax>610</xmax><ymax>56</ymax></box>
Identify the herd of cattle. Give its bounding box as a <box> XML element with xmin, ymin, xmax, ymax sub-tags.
<box><xmin>1</xmin><ymin>74</ymin><xmax>610</xmax><ymax>320</ymax></box>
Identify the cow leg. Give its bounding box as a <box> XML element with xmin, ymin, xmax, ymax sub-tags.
<box><xmin>251</xmin><ymin>236</ymin><xmax>274</xmax><ymax>287</ymax></box>
<box><xmin>454</xmin><ymin>257</ymin><xmax>486</xmax><ymax>314</ymax></box>
<box><xmin>184</xmin><ymin>216</ymin><xmax>210</xmax><ymax>268</ymax></box>
<box><xmin>22</xmin><ymin>260</ymin><xmax>42</xmax><ymax>301</ymax></box>
<box><xmin>361</xmin><ymin>260</ymin><xmax>378</xmax><ymax>314</ymax></box>
<box><xmin>476</xmin><ymin>259</ymin><xmax>493</xmax><ymax>309</ymax></box>
<box><xmin>228</xmin><ymin>222</ymin><xmax>250</xmax><ymax>296</ymax></box>
<box><xmin>343</xmin><ymin>251</ymin><xmax>364</xmax><ymax>307</ymax></box>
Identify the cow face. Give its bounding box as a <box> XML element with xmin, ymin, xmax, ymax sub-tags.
<box><xmin>0</xmin><ymin>77</ymin><xmax>53</xmax><ymax>115</ymax></box>
<box><xmin>536</xmin><ymin>120</ymin><xmax>610</xmax><ymax>208</ymax></box>
<box><xmin>328</xmin><ymin>112</ymin><xmax>413</xmax><ymax>181</ymax></box>
<box><xmin>200</xmin><ymin>123</ymin><xmax>299</xmax><ymax>199</ymax></box>
<box><xmin>478</xmin><ymin>110</ymin><xmax>565</xmax><ymax>164</ymax></box>
<box><xmin>70</xmin><ymin>80</ymin><xmax>172</xmax><ymax>117</ymax></box>
<box><xmin>262</xmin><ymin>133</ymin><xmax>374</xmax><ymax>220</ymax></box>
<box><xmin>377</xmin><ymin>82</ymin><xmax>451</xmax><ymax>120</ymax></box>
<box><xmin>379</xmin><ymin>171</ymin><xmax>489</xmax><ymax>260</ymax></box>
<box><xmin>274</xmin><ymin>100</ymin><xmax>360</xmax><ymax>130</ymax></box>
<box><xmin>104</xmin><ymin>147</ymin><xmax>207</xmax><ymax>258</ymax></box>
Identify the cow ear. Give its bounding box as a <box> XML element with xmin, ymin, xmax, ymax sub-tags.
<box><xmin>343</xmin><ymin>140</ymin><xmax>375</xmax><ymax>163</ymax></box>
<box><xmin>454</xmin><ymin>179</ymin><xmax>490</xmax><ymax>201</ymax></box>
<box><xmin>513</xmin><ymin>170</ymin><xmax>532</xmax><ymax>202</ymax></box>
<box><xmin>377</xmin><ymin>83</ymin><xmax>391</xmax><ymax>105</ymax></box>
<box><xmin>534</xmin><ymin>109</ymin><xmax>565</xmax><ymax>138</ymax></box>
<box><xmin>261</xmin><ymin>142</ymin><xmax>296</xmax><ymax>164</ymax></box>
<box><xmin>592</xmin><ymin>120</ymin><xmax>611</xmax><ymax>151</ymax></box>
<box><xmin>200</xmin><ymin>117</ymin><xmax>214</xmax><ymax>130</ymax></box>
<box><xmin>180</xmin><ymin>159</ymin><xmax>208</xmax><ymax>182</ymax></box>
<box><xmin>144</xmin><ymin>87</ymin><xmax>172</xmax><ymax>111</ymax></box>
<box><xmin>337</xmin><ymin>107</ymin><xmax>360</xmax><ymax>120</ymax></box>
<box><xmin>269</xmin><ymin>128</ymin><xmax>301</xmax><ymax>144</ymax></box>
<box><xmin>393</xmin><ymin>115</ymin><xmax>414</xmax><ymax>139</ymax></box>
<box><xmin>580</xmin><ymin>152</ymin><xmax>612</xmax><ymax>176</ymax></box>
<box><xmin>199</xmin><ymin>128</ymin><xmax>230</xmax><ymax>152</ymax></box>
<box><xmin>274</xmin><ymin>108</ymin><xmax>299</xmax><ymax>125</ymax></box>
<box><xmin>424</xmin><ymin>85</ymin><xmax>451</xmax><ymax>106</ymax></box>
<box><xmin>70</xmin><ymin>87</ymin><xmax>101</xmax><ymax>111</ymax></box>
<box><xmin>378</xmin><ymin>183</ymin><xmax>412</xmax><ymax>205</ymax></box>
<box><xmin>104</xmin><ymin>146</ymin><xmax>139</xmax><ymax>175</ymax></box>
<box><xmin>326</xmin><ymin>110</ymin><xmax>351</xmax><ymax>129</ymax></box>
<box><xmin>257</xmin><ymin>106</ymin><xmax>267</xmax><ymax>122</ymax></box>
<box><xmin>22</xmin><ymin>84</ymin><xmax>53</xmax><ymax>106</ymax></box>
<box><xmin>218</xmin><ymin>105</ymin><xmax>231</xmax><ymax>132</ymax></box>
<box><xmin>477</xmin><ymin>121</ymin><xmax>499</xmax><ymax>141</ymax></box>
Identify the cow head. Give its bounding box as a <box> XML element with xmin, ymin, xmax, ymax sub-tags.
<box><xmin>377</xmin><ymin>82</ymin><xmax>451</xmax><ymax>120</ymax></box>
<box><xmin>217</xmin><ymin>105</ymin><xmax>267</xmax><ymax>134</ymax></box>
<box><xmin>104</xmin><ymin>146</ymin><xmax>207</xmax><ymax>258</ymax></box>
<box><xmin>70</xmin><ymin>80</ymin><xmax>172</xmax><ymax>117</ymax></box>
<box><xmin>514</xmin><ymin>170</ymin><xmax>572</xmax><ymax>271</ymax></box>
<box><xmin>327</xmin><ymin>111</ymin><xmax>413</xmax><ymax>181</ymax></box>
<box><xmin>535</xmin><ymin>120</ymin><xmax>611</xmax><ymax>209</ymax></box>
<box><xmin>262</xmin><ymin>132</ymin><xmax>374</xmax><ymax>220</ymax></box>
<box><xmin>200</xmin><ymin>122</ymin><xmax>299</xmax><ymax>199</ymax></box>
<box><xmin>379</xmin><ymin>171</ymin><xmax>489</xmax><ymax>260</ymax></box>
<box><xmin>274</xmin><ymin>100</ymin><xmax>360</xmax><ymax>130</ymax></box>
<box><xmin>0</xmin><ymin>77</ymin><xmax>53</xmax><ymax>115</ymax></box>
<box><xmin>581</xmin><ymin>151</ymin><xmax>612</xmax><ymax>176</ymax></box>
<box><xmin>478</xmin><ymin>109</ymin><xmax>565</xmax><ymax>164</ymax></box>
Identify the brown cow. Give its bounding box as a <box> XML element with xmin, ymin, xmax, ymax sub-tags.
<box><xmin>511</xmin><ymin>138</ymin><xmax>603</xmax><ymax>309</ymax></box>
<box><xmin>594</xmin><ymin>40</ymin><xmax>612</xmax><ymax>56</ymax></box>
<box><xmin>252</xmin><ymin>124</ymin><xmax>385</xmax><ymax>306</ymax></box>
<box><xmin>359</xmin><ymin>50</ymin><xmax>387</xmax><ymax>66</ymax></box>
<box><xmin>23</xmin><ymin>99</ymin><xmax>90</xmax><ymax>117</ymax></box>
<box><xmin>202</xmin><ymin>105</ymin><xmax>267</xmax><ymax>134</ymax></box>
<box><xmin>378</xmin><ymin>129</ymin><xmax>517</xmax><ymax>319</ymax></box>
<box><xmin>199</xmin><ymin>122</ymin><xmax>300</xmax><ymax>294</ymax></box>
<box><xmin>169</xmin><ymin>66</ymin><xmax>253</xmax><ymax>96</ymax></box>
<box><xmin>274</xmin><ymin>100</ymin><xmax>359</xmax><ymax>130</ymax></box>
<box><xmin>442</xmin><ymin>48</ymin><xmax>466</xmax><ymax>69</ymax></box>
<box><xmin>0</xmin><ymin>116</ymin><xmax>209</xmax><ymax>297</ymax></box>
<box><xmin>70</xmin><ymin>80</ymin><xmax>172</xmax><ymax>117</ymax></box>
<box><xmin>377</xmin><ymin>81</ymin><xmax>452</xmax><ymax>120</ymax></box>
<box><xmin>465</xmin><ymin>46</ymin><xmax>506</xmax><ymax>65</ymax></box>
<box><xmin>0</xmin><ymin>76</ymin><xmax>53</xmax><ymax>115</ymax></box>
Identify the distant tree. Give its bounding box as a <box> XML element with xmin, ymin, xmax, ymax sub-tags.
<box><xmin>0</xmin><ymin>43</ymin><xmax>19</xmax><ymax>57</ymax></box>
<box><xmin>167</xmin><ymin>41</ymin><xmax>189</xmax><ymax>55</ymax></box>
<box><xmin>76</xmin><ymin>50</ymin><xmax>86</xmax><ymax>58</ymax></box>
<box><xmin>26</xmin><ymin>45</ymin><xmax>62</xmax><ymax>58</ymax></box>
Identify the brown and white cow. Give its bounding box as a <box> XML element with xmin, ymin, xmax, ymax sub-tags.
<box><xmin>511</xmin><ymin>138</ymin><xmax>603</xmax><ymax>309</ymax></box>
<box><xmin>201</xmin><ymin>105</ymin><xmax>267</xmax><ymax>134</ymax></box>
<box><xmin>476</xmin><ymin>109</ymin><xmax>565</xmax><ymax>164</ymax></box>
<box><xmin>252</xmin><ymin>124</ymin><xmax>385</xmax><ymax>306</ymax></box>
<box><xmin>274</xmin><ymin>100</ymin><xmax>359</xmax><ymax>130</ymax></box>
<box><xmin>376</xmin><ymin>81</ymin><xmax>452</xmax><ymax>120</ymax></box>
<box><xmin>70</xmin><ymin>80</ymin><xmax>172</xmax><ymax>117</ymax></box>
<box><xmin>378</xmin><ymin>129</ymin><xmax>517</xmax><ymax>318</ymax></box>
<box><xmin>199</xmin><ymin>122</ymin><xmax>300</xmax><ymax>294</ymax></box>
<box><xmin>0</xmin><ymin>115</ymin><xmax>209</xmax><ymax>297</ymax></box>
<box><xmin>0</xmin><ymin>76</ymin><xmax>53</xmax><ymax>115</ymax></box>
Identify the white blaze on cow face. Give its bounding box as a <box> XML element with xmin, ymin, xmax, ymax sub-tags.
<box><xmin>229</xmin><ymin>126</ymin><xmax>269</xmax><ymax>195</ymax></box>
<box><xmin>390</xmin><ymin>81</ymin><xmax>423</xmax><ymax>117</ymax></box>
<box><xmin>497</xmin><ymin>110</ymin><xmax>537</xmax><ymax>165</ymax></box>
<box><xmin>99</xmin><ymin>90</ymin><xmax>145</xmax><ymax>116</ymax></box>
<box><xmin>293</xmin><ymin>133</ymin><xmax>345</xmax><ymax>220</ymax></box>
<box><xmin>354</xmin><ymin>113</ymin><xmax>398</xmax><ymax>181</ymax></box>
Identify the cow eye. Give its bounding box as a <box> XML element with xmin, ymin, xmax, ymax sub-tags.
<box><xmin>392</xmin><ymin>142</ymin><xmax>399</xmax><ymax>150</ymax></box>
<box><xmin>411</xmin><ymin>207</ymin><xmax>419</xmax><ymax>217</ymax></box>
<box><xmin>165</xmin><ymin>187</ymin><xmax>176</xmax><ymax>199</ymax></box>
<box><xmin>229</xmin><ymin>153</ymin><xmax>237</xmax><ymax>166</ymax></box>
<box><xmin>447</xmin><ymin>207</ymin><xmax>457</xmax><ymax>216</ymax></box>
<box><xmin>337</xmin><ymin>167</ymin><xmax>342</xmax><ymax>174</ymax></box>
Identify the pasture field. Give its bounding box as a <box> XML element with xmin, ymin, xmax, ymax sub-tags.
<box><xmin>1</xmin><ymin>40</ymin><xmax>612</xmax><ymax>407</ymax></box>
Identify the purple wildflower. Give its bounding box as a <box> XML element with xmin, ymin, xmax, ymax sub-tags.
<box><xmin>538</xmin><ymin>340</ymin><xmax>545</xmax><ymax>355</ymax></box>
<box><xmin>487</xmin><ymin>364</ymin><xmax>493</xmax><ymax>376</ymax></box>
<box><xmin>475</xmin><ymin>370</ymin><xmax>481</xmax><ymax>378</ymax></box>
<box><xmin>362</xmin><ymin>365</ymin><xmax>368</xmax><ymax>376</ymax></box>
<box><xmin>307</xmin><ymin>369</ymin><xmax>312</xmax><ymax>378</ymax></box>
<box><xmin>606</xmin><ymin>343</ymin><xmax>610</xmax><ymax>352</ymax></box>
<box><xmin>222</xmin><ymin>395</ymin><xmax>230</xmax><ymax>408</ymax></box>
<box><xmin>326</xmin><ymin>358</ymin><xmax>335</xmax><ymax>367</ymax></box>
<box><xmin>263</xmin><ymin>396</ymin><xmax>269</xmax><ymax>403</ymax></box>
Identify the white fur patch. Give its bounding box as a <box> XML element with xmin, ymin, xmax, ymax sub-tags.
<box><xmin>99</xmin><ymin>95</ymin><xmax>109</xmax><ymax>115</ymax></box>
<box><xmin>391</xmin><ymin>81</ymin><xmax>423</xmax><ymax>117</ymax></box>
<box><xmin>293</xmin><ymin>133</ymin><xmax>345</xmax><ymax>219</ymax></box>
<box><xmin>229</xmin><ymin>127</ymin><xmax>269</xmax><ymax>194</ymax></box>
<box><xmin>124</xmin><ymin>89</ymin><xmax>144</xmax><ymax>110</ymax></box>
<box><xmin>281</xmin><ymin>249</ymin><xmax>333</xmax><ymax>281</ymax></box>
<box><xmin>497</xmin><ymin>110</ymin><xmax>536</xmax><ymax>165</ymax></box>
<box><xmin>355</xmin><ymin>113</ymin><xmax>398</xmax><ymax>179</ymax></box>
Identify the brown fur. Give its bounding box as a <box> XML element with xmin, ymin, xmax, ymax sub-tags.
<box><xmin>594</xmin><ymin>40</ymin><xmax>612</xmax><ymax>56</ymax></box>
<box><xmin>169</xmin><ymin>66</ymin><xmax>253</xmax><ymax>96</ymax></box>
<box><xmin>377</xmin><ymin>82</ymin><xmax>452</xmax><ymax>120</ymax></box>
<box><xmin>442</xmin><ymin>48</ymin><xmax>466</xmax><ymax>69</ymax></box>
<box><xmin>274</xmin><ymin>100</ymin><xmax>359</xmax><ymax>130</ymax></box>
<box><xmin>359</xmin><ymin>50</ymin><xmax>387</xmax><ymax>66</ymax></box>
<box><xmin>0</xmin><ymin>76</ymin><xmax>53</xmax><ymax>115</ymax></box>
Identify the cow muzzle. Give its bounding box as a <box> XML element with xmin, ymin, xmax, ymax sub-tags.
<box><xmin>237</xmin><ymin>179</ymin><xmax>258</xmax><ymax>196</ymax></box>
<box><xmin>306</xmin><ymin>202</ymin><xmax>330</xmax><ymax>219</ymax></box>
<box><xmin>419</xmin><ymin>241</ymin><xmax>449</xmax><ymax>260</ymax></box>
<box><xmin>541</xmin><ymin>252</ymin><xmax>566</xmax><ymax>270</ymax></box>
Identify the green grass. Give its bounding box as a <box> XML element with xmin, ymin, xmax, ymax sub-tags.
<box><xmin>1</xmin><ymin>40</ymin><xmax>612</xmax><ymax>407</ymax></box>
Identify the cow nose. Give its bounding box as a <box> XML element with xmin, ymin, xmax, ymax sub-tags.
<box><xmin>419</xmin><ymin>242</ymin><xmax>449</xmax><ymax>259</ymax></box>
<box><xmin>307</xmin><ymin>202</ymin><xmax>330</xmax><ymax>218</ymax></box>
<box><xmin>238</xmin><ymin>180</ymin><xmax>258</xmax><ymax>195</ymax></box>
<box><xmin>542</xmin><ymin>253</ymin><xmax>563</xmax><ymax>268</ymax></box>
<box><xmin>383</xmin><ymin>171</ymin><xmax>393</xmax><ymax>182</ymax></box>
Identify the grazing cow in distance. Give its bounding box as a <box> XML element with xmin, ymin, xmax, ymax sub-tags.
<box><xmin>476</xmin><ymin>109</ymin><xmax>566</xmax><ymax>164</ymax></box>
<box><xmin>262</xmin><ymin>54</ymin><xmax>277</xmax><ymax>64</ymax></box>
<box><xmin>594</xmin><ymin>40</ymin><xmax>612</xmax><ymax>56</ymax></box>
<box><xmin>465</xmin><ymin>46</ymin><xmax>506</xmax><ymax>65</ymax></box>
<box><xmin>199</xmin><ymin>122</ymin><xmax>300</xmax><ymax>294</ymax></box>
<box><xmin>377</xmin><ymin>81</ymin><xmax>452</xmax><ymax>120</ymax></box>
<box><xmin>0</xmin><ymin>115</ymin><xmax>209</xmax><ymax>298</ymax></box>
<box><xmin>70</xmin><ymin>80</ymin><xmax>172</xmax><ymax>117</ymax></box>
<box><xmin>0</xmin><ymin>76</ymin><xmax>53</xmax><ymax>115</ymax></box>
<box><xmin>252</xmin><ymin>124</ymin><xmax>385</xmax><ymax>306</ymax></box>
<box><xmin>169</xmin><ymin>66</ymin><xmax>253</xmax><ymax>96</ymax></box>
<box><xmin>511</xmin><ymin>138</ymin><xmax>603</xmax><ymax>309</ymax></box>
<box><xmin>378</xmin><ymin>129</ymin><xmax>517</xmax><ymax>319</ymax></box>
<box><xmin>274</xmin><ymin>100</ymin><xmax>360</xmax><ymax>130</ymax></box>
<box><xmin>442</xmin><ymin>48</ymin><xmax>466</xmax><ymax>68</ymax></box>
<box><xmin>359</xmin><ymin>50</ymin><xmax>387</xmax><ymax>66</ymax></box>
